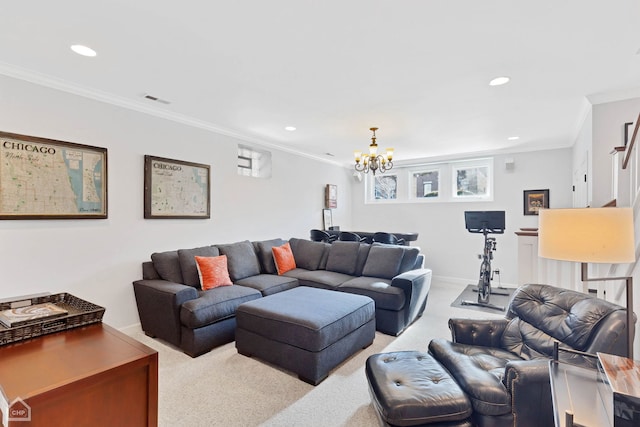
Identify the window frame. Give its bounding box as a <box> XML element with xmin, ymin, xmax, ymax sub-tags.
<box><xmin>450</xmin><ymin>158</ymin><xmax>493</xmax><ymax>201</ymax></box>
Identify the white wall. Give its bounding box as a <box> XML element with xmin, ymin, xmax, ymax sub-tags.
<box><xmin>350</xmin><ymin>149</ymin><xmax>574</xmax><ymax>286</ymax></box>
<box><xmin>0</xmin><ymin>75</ymin><xmax>353</xmax><ymax>328</ymax></box>
<box><xmin>571</xmin><ymin>110</ymin><xmax>592</xmax><ymax>207</ymax></box>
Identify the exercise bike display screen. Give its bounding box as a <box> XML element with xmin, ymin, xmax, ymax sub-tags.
<box><xmin>464</xmin><ymin>211</ymin><xmax>505</xmax><ymax>234</ymax></box>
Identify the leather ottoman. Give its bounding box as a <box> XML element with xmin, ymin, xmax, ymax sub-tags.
<box><xmin>235</xmin><ymin>286</ymin><xmax>375</xmax><ymax>385</ymax></box>
<box><xmin>366</xmin><ymin>351</ymin><xmax>472</xmax><ymax>427</ymax></box>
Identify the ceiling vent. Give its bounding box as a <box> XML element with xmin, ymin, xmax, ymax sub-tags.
<box><xmin>143</xmin><ymin>94</ymin><xmax>171</xmax><ymax>105</ymax></box>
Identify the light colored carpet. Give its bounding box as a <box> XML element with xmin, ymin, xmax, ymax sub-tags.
<box><xmin>125</xmin><ymin>278</ymin><xmax>505</xmax><ymax>427</ymax></box>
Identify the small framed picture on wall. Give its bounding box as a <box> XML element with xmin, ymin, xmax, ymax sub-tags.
<box><xmin>523</xmin><ymin>189</ymin><xmax>549</xmax><ymax>215</ymax></box>
<box><xmin>325</xmin><ymin>184</ymin><xmax>337</xmax><ymax>208</ymax></box>
<box><xmin>323</xmin><ymin>209</ymin><xmax>333</xmax><ymax>230</ymax></box>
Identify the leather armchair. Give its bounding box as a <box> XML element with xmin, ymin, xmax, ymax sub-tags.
<box><xmin>429</xmin><ymin>283</ymin><xmax>633</xmax><ymax>427</ymax></box>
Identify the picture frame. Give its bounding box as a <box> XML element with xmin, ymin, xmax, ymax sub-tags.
<box><xmin>144</xmin><ymin>155</ymin><xmax>210</xmax><ymax>219</ymax></box>
<box><xmin>624</xmin><ymin>122</ymin><xmax>634</xmax><ymax>146</ymax></box>
<box><xmin>523</xmin><ymin>189</ymin><xmax>549</xmax><ymax>216</ymax></box>
<box><xmin>323</xmin><ymin>208</ymin><xmax>333</xmax><ymax>230</ymax></box>
<box><xmin>325</xmin><ymin>184</ymin><xmax>337</xmax><ymax>208</ymax></box>
<box><xmin>0</xmin><ymin>131</ymin><xmax>108</xmax><ymax>219</ymax></box>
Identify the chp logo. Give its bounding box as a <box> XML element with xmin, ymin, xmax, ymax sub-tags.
<box><xmin>8</xmin><ymin>398</ymin><xmax>31</xmax><ymax>422</ymax></box>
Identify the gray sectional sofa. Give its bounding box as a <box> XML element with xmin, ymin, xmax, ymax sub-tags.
<box><xmin>133</xmin><ymin>237</ymin><xmax>432</xmax><ymax>357</ymax></box>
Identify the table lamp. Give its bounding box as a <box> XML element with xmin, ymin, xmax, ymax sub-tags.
<box><xmin>538</xmin><ymin>207</ymin><xmax>636</xmax><ymax>359</ymax></box>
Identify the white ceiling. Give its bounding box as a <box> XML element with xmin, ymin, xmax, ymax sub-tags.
<box><xmin>2</xmin><ymin>1</ymin><xmax>640</xmax><ymax>166</ymax></box>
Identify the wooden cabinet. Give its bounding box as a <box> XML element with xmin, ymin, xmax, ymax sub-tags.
<box><xmin>0</xmin><ymin>323</ymin><xmax>158</xmax><ymax>427</ymax></box>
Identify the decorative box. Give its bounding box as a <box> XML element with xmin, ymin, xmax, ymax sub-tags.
<box><xmin>0</xmin><ymin>293</ymin><xmax>105</xmax><ymax>346</ymax></box>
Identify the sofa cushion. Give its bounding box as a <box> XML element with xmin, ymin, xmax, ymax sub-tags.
<box><xmin>289</xmin><ymin>238</ymin><xmax>328</xmax><ymax>270</ymax></box>
<box><xmin>217</xmin><ymin>240</ymin><xmax>261</xmax><ymax>281</ymax></box>
<box><xmin>507</xmin><ymin>283</ymin><xmax>623</xmax><ymax>352</ymax></box>
<box><xmin>272</xmin><ymin>242</ymin><xmax>296</xmax><ymax>275</ymax></box>
<box><xmin>362</xmin><ymin>245</ymin><xmax>404</xmax><ymax>279</ymax></box>
<box><xmin>178</xmin><ymin>246</ymin><xmax>220</xmax><ymax>287</ymax></box>
<box><xmin>325</xmin><ymin>241</ymin><xmax>361</xmax><ymax>275</ymax></box>
<box><xmin>428</xmin><ymin>338</ymin><xmax>516</xmax><ymax>416</ymax></box>
<box><xmin>354</xmin><ymin>244</ymin><xmax>372</xmax><ymax>276</ymax></box>
<box><xmin>338</xmin><ymin>276</ymin><xmax>404</xmax><ymax>311</ymax></box>
<box><xmin>180</xmin><ymin>285</ymin><xmax>262</xmax><ymax>329</ymax></box>
<box><xmin>195</xmin><ymin>255</ymin><xmax>233</xmax><ymax>290</ymax></box>
<box><xmin>399</xmin><ymin>246</ymin><xmax>421</xmax><ymax>273</ymax></box>
<box><xmin>283</xmin><ymin>269</ymin><xmax>354</xmax><ymax>290</ymax></box>
<box><xmin>255</xmin><ymin>238</ymin><xmax>286</xmax><ymax>274</ymax></box>
<box><xmin>235</xmin><ymin>274</ymin><xmax>298</xmax><ymax>296</ymax></box>
<box><xmin>151</xmin><ymin>250</ymin><xmax>183</xmax><ymax>283</ymax></box>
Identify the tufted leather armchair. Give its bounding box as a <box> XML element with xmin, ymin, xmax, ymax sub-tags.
<box><xmin>429</xmin><ymin>283</ymin><xmax>633</xmax><ymax>427</ymax></box>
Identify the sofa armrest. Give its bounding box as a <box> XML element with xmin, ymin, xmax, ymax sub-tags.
<box><xmin>503</xmin><ymin>359</ymin><xmax>554</xmax><ymax>427</ymax></box>
<box><xmin>132</xmin><ymin>279</ymin><xmax>198</xmax><ymax>347</ymax></box>
<box><xmin>449</xmin><ymin>318</ymin><xmax>509</xmax><ymax>347</ymax></box>
<box><xmin>391</xmin><ymin>268</ymin><xmax>432</xmax><ymax>327</ymax></box>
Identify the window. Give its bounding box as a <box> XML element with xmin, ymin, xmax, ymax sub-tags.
<box><xmin>364</xmin><ymin>157</ymin><xmax>493</xmax><ymax>203</ymax></box>
<box><xmin>373</xmin><ymin>174</ymin><xmax>398</xmax><ymax>200</ymax></box>
<box><xmin>237</xmin><ymin>145</ymin><xmax>272</xmax><ymax>178</ymax></box>
<box><xmin>451</xmin><ymin>158</ymin><xmax>492</xmax><ymax>200</ymax></box>
<box><xmin>411</xmin><ymin>169</ymin><xmax>440</xmax><ymax>199</ymax></box>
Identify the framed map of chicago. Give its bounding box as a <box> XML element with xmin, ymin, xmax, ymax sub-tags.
<box><xmin>0</xmin><ymin>131</ymin><xmax>108</xmax><ymax>219</ymax></box>
<box><xmin>144</xmin><ymin>155</ymin><xmax>210</xmax><ymax>219</ymax></box>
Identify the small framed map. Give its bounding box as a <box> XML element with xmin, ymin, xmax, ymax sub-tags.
<box><xmin>0</xmin><ymin>131</ymin><xmax>108</xmax><ymax>219</ymax></box>
<box><xmin>144</xmin><ymin>155</ymin><xmax>210</xmax><ymax>219</ymax></box>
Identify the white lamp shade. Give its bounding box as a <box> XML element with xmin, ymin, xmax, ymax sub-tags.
<box><xmin>538</xmin><ymin>207</ymin><xmax>635</xmax><ymax>264</ymax></box>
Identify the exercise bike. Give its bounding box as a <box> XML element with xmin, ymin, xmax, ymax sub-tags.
<box><xmin>461</xmin><ymin>211</ymin><xmax>507</xmax><ymax>311</ymax></box>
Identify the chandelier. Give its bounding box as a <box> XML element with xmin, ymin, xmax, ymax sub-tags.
<box><xmin>354</xmin><ymin>127</ymin><xmax>394</xmax><ymax>175</ymax></box>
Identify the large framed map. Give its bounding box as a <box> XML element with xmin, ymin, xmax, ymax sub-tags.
<box><xmin>144</xmin><ymin>155</ymin><xmax>210</xmax><ymax>219</ymax></box>
<box><xmin>0</xmin><ymin>131</ymin><xmax>107</xmax><ymax>219</ymax></box>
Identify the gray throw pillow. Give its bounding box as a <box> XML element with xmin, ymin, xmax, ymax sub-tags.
<box><xmin>289</xmin><ymin>238</ymin><xmax>328</xmax><ymax>270</ymax></box>
<box><xmin>256</xmin><ymin>238</ymin><xmax>286</xmax><ymax>274</ymax></box>
<box><xmin>177</xmin><ymin>246</ymin><xmax>220</xmax><ymax>287</ymax></box>
<box><xmin>325</xmin><ymin>241</ymin><xmax>361</xmax><ymax>275</ymax></box>
<box><xmin>151</xmin><ymin>250</ymin><xmax>183</xmax><ymax>283</ymax></box>
<box><xmin>217</xmin><ymin>240</ymin><xmax>261</xmax><ymax>281</ymax></box>
<box><xmin>362</xmin><ymin>245</ymin><xmax>404</xmax><ymax>279</ymax></box>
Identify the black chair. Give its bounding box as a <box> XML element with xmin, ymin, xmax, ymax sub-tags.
<box><xmin>372</xmin><ymin>232</ymin><xmax>405</xmax><ymax>245</ymax></box>
<box><xmin>338</xmin><ymin>231</ymin><xmax>366</xmax><ymax>242</ymax></box>
<box><xmin>310</xmin><ymin>229</ymin><xmax>337</xmax><ymax>243</ymax></box>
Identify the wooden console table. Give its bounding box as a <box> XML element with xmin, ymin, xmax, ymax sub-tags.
<box><xmin>0</xmin><ymin>323</ymin><xmax>158</xmax><ymax>427</ymax></box>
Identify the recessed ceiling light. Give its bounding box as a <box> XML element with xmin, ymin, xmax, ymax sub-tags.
<box><xmin>507</xmin><ymin>136</ymin><xmax>520</xmax><ymax>141</ymax></box>
<box><xmin>284</xmin><ymin>126</ymin><xmax>296</xmax><ymax>131</ymax></box>
<box><xmin>70</xmin><ymin>44</ymin><xmax>97</xmax><ymax>57</ymax></box>
<box><xmin>489</xmin><ymin>76</ymin><xmax>510</xmax><ymax>86</ymax></box>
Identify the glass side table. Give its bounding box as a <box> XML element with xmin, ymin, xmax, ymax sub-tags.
<box><xmin>549</xmin><ymin>360</ymin><xmax>611</xmax><ymax>427</ymax></box>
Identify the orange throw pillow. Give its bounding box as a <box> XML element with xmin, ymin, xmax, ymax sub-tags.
<box><xmin>195</xmin><ymin>255</ymin><xmax>233</xmax><ymax>290</ymax></box>
<box><xmin>272</xmin><ymin>242</ymin><xmax>296</xmax><ymax>275</ymax></box>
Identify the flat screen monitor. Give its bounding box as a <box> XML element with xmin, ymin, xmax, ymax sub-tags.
<box><xmin>464</xmin><ymin>211</ymin><xmax>505</xmax><ymax>234</ymax></box>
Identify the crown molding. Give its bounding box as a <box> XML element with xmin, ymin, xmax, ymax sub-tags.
<box><xmin>587</xmin><ymin>86</ymin><xmax>640</xmax><ymax>105</ymax></box>
<box><xmin>0</xmin><ymin>62</ymin><xmax>344</xmax><ymax>168</ymax></box>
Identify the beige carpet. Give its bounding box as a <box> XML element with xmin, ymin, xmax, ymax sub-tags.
<box><xmin>125</xmin><ymin>278</ymin><xmax>504</xmax><ymax>427</ymax></box>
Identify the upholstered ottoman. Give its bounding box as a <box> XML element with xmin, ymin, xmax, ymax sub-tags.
<box><xmin>235</xmin><ymin>286</ymin><xmax>375</xmax><ymax>385</ymax></box>
<box><xmin>366</xmin><ymin>351</ymin><xmax>473</xmax><ymax>427</ymax></box>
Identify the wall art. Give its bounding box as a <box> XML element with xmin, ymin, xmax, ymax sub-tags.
<box><xmin>0</xmin><ymin>131</ymin><xmax>107</xmax><ymax>219</ymax></box>
<box><xmin>144</xmin><ymin>155</ymin><xmax>210</xmax><ymax>219</ymax></box>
